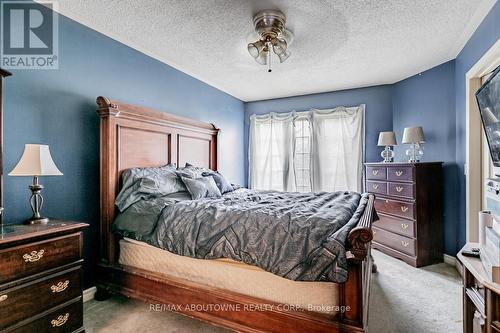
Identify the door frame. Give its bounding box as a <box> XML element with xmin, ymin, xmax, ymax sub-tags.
<box><xmin>466</xmin><ymin>38</ymin><xmax>500</xmax><ymax>242</ymax></box>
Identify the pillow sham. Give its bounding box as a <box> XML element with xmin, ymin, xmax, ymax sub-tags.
<box><xmin>181</xmin><ymin>176</ymin><xmax>222</xmax><ymax>200</ymax></box>
<box><xmin>116</xmin><ymin>164</ymin><xmax>186</xmax><ymax>211</ymax></box>
<box><xmin>201</xmin><ymin>171</ymin><xmax>234</xmax><ymax>194</ymax></box>
<box><xmin>121</xmin><ymin>163</ymin><xmax>185</xmax><ymax>194</ymax></box>
<box><xmin>231</xmin><ymin>183</ymin><xmax>243</xmax><ymax>190</ymax></box>
<box><xmin>114</xmin><ymin>191</ymin><xmax>191</xmax><ymax>240</ymax></box>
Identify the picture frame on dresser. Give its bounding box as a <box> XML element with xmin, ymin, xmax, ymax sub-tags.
<box><xmin>364</xmin><ymin>162</ymin><xmax>443</xmax><ymax>267</ymax></box>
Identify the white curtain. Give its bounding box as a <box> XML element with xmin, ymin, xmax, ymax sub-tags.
<box><xmin>309</xmin><ymin>105</ymin><xmax>364</xmax><ymax>192</ymax></box>
<box><xmin>249</xmin><ymin>104</ymin><xmax>364</xmax><ymax>193</ymax></box>
<box><xmin>249</xmin><ymin>112</ymin><xmax>296</xmax><ymax>191</ymax></box>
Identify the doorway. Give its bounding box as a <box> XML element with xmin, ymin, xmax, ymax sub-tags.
<box><xmin>466</xmin><ymin>38</ymin><xmax>500</xmax><ymax>242</ymax></box>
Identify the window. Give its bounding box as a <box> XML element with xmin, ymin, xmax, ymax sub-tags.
<box><xmin>249</xmin><ymin>105</ymin><xmax>364</xmax><ymax>193</ymax></box>
<box><xmin>294</xmin><ymin>118</ymin><xmax>311</xmax><ymax>192</ymax></box>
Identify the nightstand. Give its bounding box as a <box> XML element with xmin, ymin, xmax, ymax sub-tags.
<box><xmin>0</xmin><ymin>220</ymin><xmax>88</xmax><ymax>332</ymax></box>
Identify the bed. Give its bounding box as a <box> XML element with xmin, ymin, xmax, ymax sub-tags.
<box><xmin>95</xmin><ymin>96</ymin><xmax>376</xmax><ymax>333</ymax></box>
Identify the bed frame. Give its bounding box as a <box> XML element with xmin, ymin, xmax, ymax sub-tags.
<box><xmin>95</xmin><ymin>96</ymin><xmax>376</xmax><ymax>333</ymax></box>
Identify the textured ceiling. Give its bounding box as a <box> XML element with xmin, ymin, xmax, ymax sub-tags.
<box><xmin>51</xmin><ymin>0</ymin><xmax>496</xmax><ymax>101</ymax></box>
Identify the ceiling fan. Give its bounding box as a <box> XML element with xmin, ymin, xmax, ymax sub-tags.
<box><xmin>247</xmin><ymin>10</ymin><xmax>294</xmax><ymax>72</ymax></box>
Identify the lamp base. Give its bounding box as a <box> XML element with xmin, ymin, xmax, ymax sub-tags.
<box><xmin>381</xmin><ymin>146</ymin><xmax>395</xmax><ymax>163</ymax></box>
<box><xmin>24</xmin><ymin>217</ymin><xmax>49</xmax><ymax>225</ymax></box>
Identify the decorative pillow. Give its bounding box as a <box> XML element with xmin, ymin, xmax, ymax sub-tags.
<box><xmin>181</xmin><ymin>176</ymin><xmax>222</xmax><ymax>200</ymax></box>
<box><xmin>201</xmin><ymin>171</ymin><xmax>233</xmax><ymax>194</ymax></box>
<box><xmin>177</xmin><ymin>163</ymin><xmax>212</xmax><ymax>179</ymax></box>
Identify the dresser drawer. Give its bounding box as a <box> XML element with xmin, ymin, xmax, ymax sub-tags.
<box><xmin>373</xmin><ymin>227</ymin><xmax>416</xmax><ymax>256</ymax></box>
<box><xmin>366</xmin><ymin>166</ymin><xmax>387</xmax><ymax>180</ymax></box>
<box><xmin>366</xmin><ymin>180</ymin><xmax>387</xmax><ymax>196</ymax></box>
<box><xmin>0</xmin><ymin>234</ymin><xmax>81</xmax><ymax>284</ymax></box>
<box><xmin>374</xmin><ymin>213</ymin><xmax>415</xmax><ymax>238</ymax></box>
<box><xmin>387</xmin><ymin>182</ymin><xmax>415</xmax><ymax>199</ymax></box>
<box><xmin>387</xmin><ymin>166</ymin><xmax>414</xmax><ymax>182</ymax></box>
<box><xmin>0</xmin><ymin>267</ymin><xmax>81</xmax><ymax>329</ymax></box>
<box><xmin>374</xmin><ymin>197</ymin><xmax>415</xmax><ymax>220</ymax></box>
<box><xmin>6</xmin><ymin>299</ymin><xmax>83</xmax><ymax>333</ymax></box>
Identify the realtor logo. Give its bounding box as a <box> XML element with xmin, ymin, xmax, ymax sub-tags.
<box><xmin>1</xmin><ymin>1</ymin><xmax>59</xmax><ymax>69</ymax></box>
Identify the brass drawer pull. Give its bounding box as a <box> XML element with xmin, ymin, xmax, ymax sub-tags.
<box><xmin>401</xmin><ymin>223</ymin><xmax>409</xmax><ymax>230</ymax></box>
<box><xmin>395</xmin><ymin>171</ymin><xmax>403</xmax><ymax>176</ymax></box>
<box><xmin>51</xmin><ymin>280</ymin><xmax>70</xmax><ymax>293</ymax></box>
<box><xmin>395</xmin><ymin>186</ymin><xmax>404</xmax><ymax>192</ymax></box>
<box><xmin>51</xmin><ymin>313</ymin><xmax>69</xmax><ymax>327</ymax></box>
<box><xmin>0</xmin><ymin>295</ymin><xmax>7</xmax><ymax>302</ymax></box>
<box><xmin>372</xmin><ymin>184</ymin><xmax>379</xmax><ymax>190</ymax></box>
<box><xmin>401</xmin><ymin>206</ymin><xmax>409</xmax><ymax>213</ymax></box>
<box><xmin>401</xmin><ymin>241</ymin><xmax>409</xmax><ymax>247</ymax></box>
<box><xmin>372</xmin><ymin>170</ymin><xmax>379</xmax><ymax>176</ymax></box>
<box><xmin>23</xmin><ymin>249</ymin><xmax>45</xmax><ymax>262</ymax></box>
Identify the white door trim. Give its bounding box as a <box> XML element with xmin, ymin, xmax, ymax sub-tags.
<box><xmin>465</xmin><ymin>38</ymin><xmax>500</xmax><ymax>242</ymax></box>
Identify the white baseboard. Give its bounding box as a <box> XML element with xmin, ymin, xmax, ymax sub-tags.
<box><xmin>443</xmin><ymin>254</ymin><xmax>457</xmax><ymax>266</ymax></box>
<box><xmin>444</xmin><ymin>254</ymin><xmax>463</xmax><ymax>276</ymax></box>
<box><xmin>83</xmin><ymin>286</ymin><xmax>97</xmax><ymax>303</ymax></box>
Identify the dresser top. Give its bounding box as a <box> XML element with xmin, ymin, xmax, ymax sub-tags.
<box><xmin>364</xmin><ymin>162</ymin><xmax>443</xmax><ymax>166</ymax></box>
<box><xmin>0</xmin><ymin>220</ymin><xmax>88</xmax><ymax>246</ymax></box>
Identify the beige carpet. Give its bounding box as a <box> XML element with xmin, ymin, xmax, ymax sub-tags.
<box><xmin>84</xmin><ymin>250</ymin><xmax>462</xmax><ymax>333</ymax></box>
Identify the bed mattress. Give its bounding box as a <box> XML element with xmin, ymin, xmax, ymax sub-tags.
<box><xmin>119</xmin><ymin>237</ymin><xmax>339</xmax><ymax>313</ymax></box>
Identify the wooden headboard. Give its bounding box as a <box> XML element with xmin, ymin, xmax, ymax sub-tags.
<box><xmin>96</xmin><ymin>96</ymin><xmax>219</xmax><ymax>264</ymax></box>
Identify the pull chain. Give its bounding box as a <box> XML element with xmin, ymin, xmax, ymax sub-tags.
<box><xmin>267</xmin><ymin>42</ymin><xmax>272</xmax><ymax>72</ymax></box>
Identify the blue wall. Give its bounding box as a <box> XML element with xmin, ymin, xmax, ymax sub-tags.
<box><xmin>392</xmin><ymin>60</ymin><xmax>458</xmax><ymax>255</ymax></box>
<box><xmin>2</xmin><ymin>9</ymin><xmax>245</xmax><ymax>288</ymax></box>
<box><xmin>454</xmin><ymin>1</ymin><xmax>500</xmax><ymax>252</ymax></box>
<box><xmin>244</xmin><ymin>85</ymin><xmax>394</xmax><ymax>182</ymax></box>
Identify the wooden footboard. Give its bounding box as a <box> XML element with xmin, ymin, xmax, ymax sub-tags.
<box><xmin>96</xmin><ymin>97</ymin><xmax>376</xmax><ymax>332</ymax></box>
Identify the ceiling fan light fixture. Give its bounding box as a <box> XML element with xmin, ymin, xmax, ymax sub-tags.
<box><xmin>247</xmin><ymin>40</ymin><xmax>265</xmax><ymax>58</ymax></box>
<box><xmin>277</xmin><ymin>50</ymin><xmax>291</xmax><ymax>63</ymax></box>
<box><xmin>255</xmin><ymin>49</ymin><xmax>269</xmax><ymax>65</ymax></box>
<box><xmin>246</xmin><ymin>9</ymin><xmax>292</xmax><ymax>72</ymax></box>
<box><xmin>272</xmin><ymin>38</ymin><xmax>287</xmax><ymax>56</ymax></box>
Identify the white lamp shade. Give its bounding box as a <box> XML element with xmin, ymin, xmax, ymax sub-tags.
<box><xmin>377</xmin><ymin>131</ymin><xmax>397</xmax><ymax>146</ymax></box>
<box><xmin>402</xmin><ymin>127</ymin><xmax>425</xmax><ymax>144</ymax></box>
<box><xmin>9</xmin><ymin>144</ymin><xmax>63</xmax><ymax>176</ymax></box>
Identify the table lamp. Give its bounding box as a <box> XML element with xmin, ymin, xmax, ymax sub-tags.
<box><xmin>377</xmin><ymin>131</ymin><xmax>397</xmax><ymax>162</ymax></box>
<box><xmin>402</xmin><ymin>127</ymin><xmax>425</xmax><ymax>162</ymax></box>
<box><xmin>8</xmin><ymin>144</ymin><xmax>62</xmax><ymax>224</ymax></box>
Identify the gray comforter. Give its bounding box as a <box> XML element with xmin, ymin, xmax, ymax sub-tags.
<box><xmin>114</xmin><ymin>189</ymin><xmax>370</xmax><ymax>283</ymax></box>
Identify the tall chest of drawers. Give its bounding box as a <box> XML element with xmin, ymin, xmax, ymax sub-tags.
<box><xmin>365</xmin><ymin>162</ymin><xmax>443</xmax><ymax>267</ymax></box>
<box><xmin>0</xmin><ymin>220</ymin><xmax>88</xmax><ymax>332</ymax></box>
